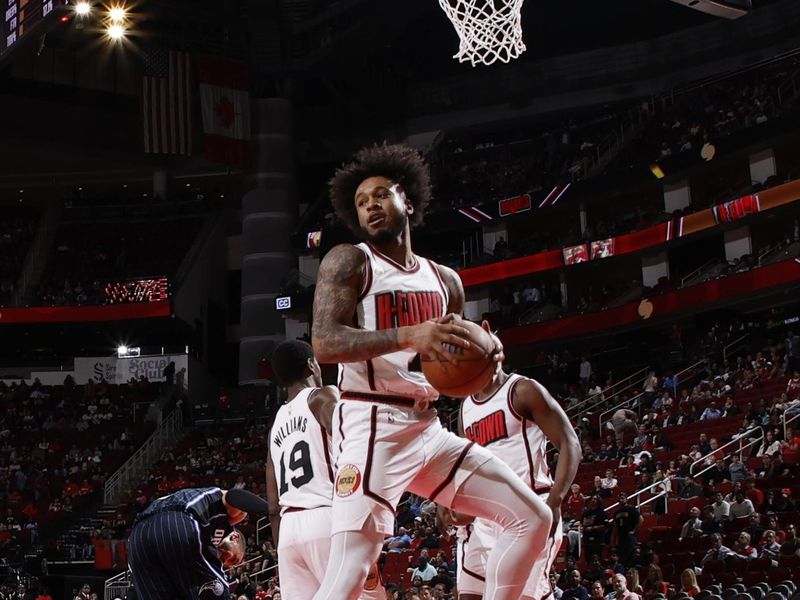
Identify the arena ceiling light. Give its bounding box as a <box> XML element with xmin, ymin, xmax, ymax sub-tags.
<box><xmin>108</xmin><ymin>5</ymin><xmax>127</xmax><ymax>23</ymax></box>
<box><xmin>74</xmin><ymin>1</ymin><xmax>92</xmax><ymax>16</ymax></box>
<box><xmin>106</xmin><ymin>24</ymin><xmax>126</xmax><ymax>41</ymax></box>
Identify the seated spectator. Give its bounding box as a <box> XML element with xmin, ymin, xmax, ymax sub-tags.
<box><xmin>429</xmin><ymin>566</ymin><xmax>452</xmax><ymax>592</ymax></box>
<box><xmin>581</xmin><ymin>496</ymin><xmax>609</xmax><ymax>560</ymax></box>
<box><xmin>632</xmin><ymin>426</ymin><xmax>649</xmax><ymax>451</ymax></box>
<box><xmin>642</xmin><ymin>565</ymin><xmax>668</xmax><ymax>600</ymax></box>
<box><xmin>384</xmin><ymin>527</ymin><xmax>411</xmax><ymax>552</ymax></box>
<box><xmin>679</xmin><ymin>569</ymin><xmax>701</xmax><ymax>597</ymax></box>
<box><xmin>700</xmin><ymin>506</ymin><xmax>723</xmax><ymax>536</ymax></box>
<box><xmin>679</xmin><ymin>507</ymin><xmax>703</xmax><ymax>541</ymax></box>
<box><xmin>698</xmin><ymin>434</ymin><xmax>711</xmax><ymax>455</ymax></box>
<box><xmin>772</xmin><ymin>488</ymin><xmax>796</xmax><ymax>512</ymax></box>
<box><xmin>592</xmin><ymin>476</ymin><xmax>611</xmax><ymax>499</ymax></box>
<box><xmin>591</xmin><ymin>581</ymin><xmax>606</xmax><ymax>600</ymax></box>
<box><xmin>584</xmin><ymin>556</ymin><xmax>606</xmax><ymax>583</ymax></box>
<box><xmin>757</xmin><ymin>430</ymin><xmax>783</xmax><ymax>457</ymax></box>
<box><xmin>780</xmin><ymin>524</ymin><xmax>800</xmax><ymax>555</ymax></box>
<box><xmin>551</xmin><ymin>572</ymin><xmax>564</xmax><ymax>600</ymax></box>
<box><xmin>759</xmin><ymin>529</ymin><xmax>781</xmax><ymax>559</ymax></box>
<box><xmin>562</xmin><ymin>570</ymin><xmax>589</xmax><ymax>600</ymax></box>
<box><xmin>601</xmin><ymin>470</ymin><xmax>618</xmax><ymax>490</ymax></box>
<box><xmin>606</xmin><ymin>550</ymin><xmax>625</xmax><ymax>574</ymax></box>
<box><xmin>700</xmin><ymin>402</ymin><xmax>722</xmax><ymax>421</ymax></box>
<box><xmin>411</xmin><ymin>556</ymin><xmax>437</xmax><ymax>582</ymax></box>
<box><xmin>728</xmin><ymin>453</ymin><xmax>749</xmax><ymax>484</ymax></box>
<box><xmin>607</xmin><ymin>574</ymin><xmax>640</xmax><ymax>600</ymax></box>
<box><xmin>729</xmin><ymin>491</ymin><xmax>755</xmax><ymax>519</ymax></box>
<box><xmin>679</xmin><ymin>475</ymin><xmax>703</xmax><ymax>499</ymax></box>
<box><xmin>701</xmin><ymin>533</ymin><xmax>734</xmax><ymax>564</ymax></box>
<box><xmin>746</xmin><ymin>478</ymin><xmax>765</xmax><ymax>507</ymax></box>
<box><xmin>567</xmin><ymin>484</ymin><xmax>586</xmax><ymax>519</ymax></box>
<box><xmin>731</xmin><ymin>531</ymin><xmax>758</xmax><ymax>560</ymax></box>
<box><xmin>743</xmin><ymin>513</ymin><xmax>764</xmax><ymax>545</ymax></box>
<box><xmin>712</xmin><ymin>492</ymin><xmax>730</xmax><ymax>521</ymax></box>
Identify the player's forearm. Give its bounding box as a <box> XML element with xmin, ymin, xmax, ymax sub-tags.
<box><xmin>312</xmin><ymin>324</ymin><xmax>409</xmax><ymax>363</ymax></box>
<box><xmin>548</xmin><ymin>437</ymin><xmax>582</xmax><ymax>505</ymax></box>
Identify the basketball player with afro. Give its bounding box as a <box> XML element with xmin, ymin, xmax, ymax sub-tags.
<box><xmin>310</xmin><ymin>143</ymin><xmax>553</xmax><ymax>600</ymax></box>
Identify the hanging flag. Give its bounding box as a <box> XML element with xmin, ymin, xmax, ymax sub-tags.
<box><xmin>196</xmin><ymin>55</ymin><xmax>250</xmax><ymax>169</ymax></box>
<box><xmin>142</xmin><ymin>48</ymin><xmax>193</xmax><ymax>155</ymax></box>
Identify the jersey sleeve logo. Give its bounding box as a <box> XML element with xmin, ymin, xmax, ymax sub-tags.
<box><xmin>335</xmin><ymin>464</ymin><xmax>362</xmax><ymax>497</ymax></box>
<box><xmin>198</xmin><ymin>580</ymin><xmax>225</xmax><ymax>597</ymax></box>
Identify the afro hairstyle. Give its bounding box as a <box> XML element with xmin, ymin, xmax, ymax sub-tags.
<box><xmin>329</xmin><ymin>143</ymin><xmax>432</xmax><ymax>236</ymax></box>
<box><xmin>270</xmin><ymin>340</ymin><xmax>314</xmax><ymax>386</ymax></box>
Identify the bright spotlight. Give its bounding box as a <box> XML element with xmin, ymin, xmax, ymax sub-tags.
<box><xmin>117</xmin><ymin>345</ymin><xmax>128</xmax><ymax>355</ymax></box>
<box><xmin>75</xmin><ymin>1</ymin><xmax>91</xmax><ymax>16</ymax></box>
<box><xmin>108</xmin><ymin>6</ymin><xmax>127</xmax><ymax>22</ymax></box>
<box><xmin>107</xmin><ymin>24</ymin><xmax>126</xmax><ymax>40</ymax></box>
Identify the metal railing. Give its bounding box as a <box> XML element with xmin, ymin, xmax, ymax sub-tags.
<box><xmin>103</xmin><ymin>407</ymin><xmax>184</xmax><ymax>504</ymax></box>
<box><xmin>680</xmin><ymin>259</ymin><xmax>718</xmax><ymax>287</ymax></box>
<box><xmin>598</xmin><ymin>390</ymin><xmax>645</xmax><ymax>434</ymax></box>
<box><xmin>104</xmin><ymin>570</ymin><xmax>131</xmax><ymax>600</ymax></box>
<box><xmin>604</xmin><ymin>476</ymin><xmax>674</xmax><ymax>513</ymax></box>
<box><xmin>722</xmin><ymin>334</ymin><xmax>749</xmax><ymax>361</ymax></box>
<box><xmin>690</xmin><ymin>426</ymin><xmax>763</xmax><ymax>479</ymax></box>
<box><xmin>783</xmin><ymin>407</ymin><xmax>800</xmax><ymax>443</ymax></box>
<box><xmin>671</xmin><ymin>359</ymin><xmax>706</xmax><ymax>397</ymax></box>
<box><xmin>567</xmin><ymin>366</ymin><xmax>650</xmax><ymax>418</ymax></box>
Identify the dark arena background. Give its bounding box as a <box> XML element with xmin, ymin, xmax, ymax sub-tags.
<box><xmin>2</xmin><ymin>0</ymin><xmax>800</xmax><ymax>599</ymax></box>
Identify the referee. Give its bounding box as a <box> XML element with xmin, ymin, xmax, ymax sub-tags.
<box><xmin>127</xmin><ymin>487</ymin><xmax>268</xmax><ymax>600</ymax></box>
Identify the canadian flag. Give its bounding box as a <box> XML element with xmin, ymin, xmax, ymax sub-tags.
<box><xmin>196</xmin><ymin>56</ymin><xmax>251</xmax><ymax>169</ymax></box>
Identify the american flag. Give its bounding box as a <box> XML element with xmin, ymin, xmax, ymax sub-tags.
<box><xmin>142</xmin><ymin>48</ymin><xmax>193</xmax><ymax>155</ymax></box>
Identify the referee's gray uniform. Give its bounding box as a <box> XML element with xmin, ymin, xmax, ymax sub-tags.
<box><xmin>127</xmin><ymin>487</ymin><xmax>234</xmax><ymax>600</ymax></box>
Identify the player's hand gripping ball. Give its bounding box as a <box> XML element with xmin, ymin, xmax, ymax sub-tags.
<box><xmin>421</xmin><ymin>318</ymin><xmax>496</xmax><ymax>397</ymax></box>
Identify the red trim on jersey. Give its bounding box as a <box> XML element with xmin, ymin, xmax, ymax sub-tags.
<box><xmin>320</xmin><ymin>427</ymin><xmax>334</xmax><ymax>483</ymax></box>
<box><xmin>341</xmin><ymin>391</ymin><xmax>417</xmax><ymax>407</ymax></box>
<box><xmin>364</xmin><ymin>405</ymin><xmax>396</xmax><ymax>513</ymax></box>
<box><xmin>522</xmin><ymin>418</ymin><xmax>535</xmax><ymax>489</ymax></box>
<box><xmin>367</xmin><ymin>243</ymin><xmax>420</xmax><ymax>273</ymax></box>
<box><xmin>336</xmin><ymin>403</ymin><xmax>345</xmax><ymax>468</ymax></box>
<box><xmin>506</xmin><ymin>375</ymin><xmax>525</xmax><ymax>421</ymax></box>
<box><xmin>426</xmin><ymin>258</ymin><xmax>450</xmax><ymax>311</ymax></box>
<box><xmin>358</xmin><ymin>247</ymin><xmax>373</xmax><ymax>301</ymax></box>
<box><xmin>429</xmin><ymin>441</ymin><xmax>474</xmax><ymax>502</ymax></box>
<box><xmin>366</xmin><ymin>360</ymin><xmax>377</xmax><ymax>391</ymax></box>
<box><xmin>460</xmin><ymin>524</ymin><xmax>486</xmax><ymax>582</ymax></box>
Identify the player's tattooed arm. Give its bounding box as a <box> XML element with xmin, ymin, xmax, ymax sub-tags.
<box><xmin>312</xmin><ymin>245</ymin><xmax>471</xmax><ymax>363</ymax></box>
<box><xmin>312</xmin><ymin>244</ymin><xmax>403</xmax><ymax>363</ymax></box>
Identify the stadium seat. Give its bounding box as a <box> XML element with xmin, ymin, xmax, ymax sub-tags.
<box><xmin>747</xmin><ymin>587</ymin><xmax>765</xmax><ymax>600</ymax></box>
<box><xmin>742</xmin><ymin>574</ymin><xmax>766</xmax><ymax>589</ymax></box>
<box><xmin>749</xmin><ymin>557</ymin><xmax>771</xmax><ymax>571</ymax></box>
<box><xmin>703</xmin><ymin>560</ymin><xmax>725</xmax><ymax>576</ymax></box>
<box><xmin>728</xmin><ymin>558</ymin><xmax>749</xmax><ymax>576</ymax></box>
<box><xmin>723</xmin><ymin>589</ymin><xmax>737</xmax><ymax>600</ymax></box>
<box><xmin>777</xmin><ymin>554</ymin><xmax>800</xmax><ymax>569</ymax></box>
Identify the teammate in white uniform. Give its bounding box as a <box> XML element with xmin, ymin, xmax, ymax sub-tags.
<box><xmin>266</xmin><ymin>340</ymin><xmax>385</xmax><ymax>600</ymax></box>
<box><xmin>451</xmin><ymin>369</ymin><xmax>581</xmax><ymax>600</ymax></box>
<box><xmin>310</xmin><ymin>144</ymin><xmax>553</xmax><ymax>600</ymax></box>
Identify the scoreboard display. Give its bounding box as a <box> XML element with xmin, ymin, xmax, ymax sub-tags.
<box><xmin>2</xmin><ymin>0</ymin><xmax>68</xmax><ymax>58</ymax></box>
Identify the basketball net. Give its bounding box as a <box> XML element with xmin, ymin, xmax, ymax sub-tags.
<box><xmin>437</xmin><ymin>0</ymin><xmax>526</xmax><ymax>66</ymax></box>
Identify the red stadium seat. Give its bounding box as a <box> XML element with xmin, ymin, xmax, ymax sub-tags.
<box><xmin>702</xmin><ymin>560</ymin><xmax>725</xmax><ymax>576</ymax></box>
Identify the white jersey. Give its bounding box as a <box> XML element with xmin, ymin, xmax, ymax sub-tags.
<box><xmin>269</xmin><ymin>388</ymin><xmax>334</xmax><ymax>515</ymax></box>
<box><xmin>339</xmin><ymin>242</ymin><xmax>449</xmax><ymax>401</ymax></box>
<box><xmin>460</xmin><ymin>373</ymin><xmax>553</xmax><ymax>491</ymax></box>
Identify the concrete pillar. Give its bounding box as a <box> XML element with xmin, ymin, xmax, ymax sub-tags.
<box><xmin>238</xmin><ymin>98</ymin><xmax>295</xmax><ymax>385</ymax></box>
<box><xmin>749</xmin><ymin>149</ymin><xmax>776</xmax><ymax>186</ymax></box>
<box><xmin>642</xmin><ymin>251</ymin><xmax>670</xmax><ymax>288</ymax></box>
<box><xmin>664</xmin><ymin>180</ymin><xmax>691</xmax><ymax>214</ymax></box>
<box><xmin>559</xmin><ymin>273</ymin><xmax>568</xmax><ymax>308</ymax></box>
<box><xmin>579</xmin><ymin>203</ymin><xmax>588</xmax><ymax>237</ymax></box>
<box><xmin>724</xmin><ymin>225</ymin><xmax>752</xmax><ymax>262</ymax></box>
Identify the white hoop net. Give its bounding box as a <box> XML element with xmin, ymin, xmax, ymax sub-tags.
<box><xmin>437</xmin><ymin>0</ymin><xmax>526</xmax><ymax>66</ymax></box>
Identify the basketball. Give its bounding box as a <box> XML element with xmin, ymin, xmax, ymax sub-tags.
<box><xmin>421</xmin><ymin>319</ymin><xmax>496</xmax><ymax>397</ymax></box>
